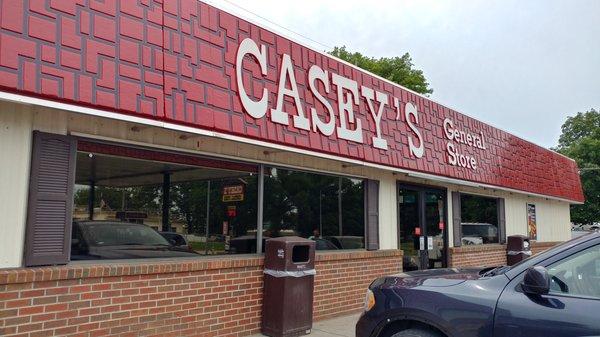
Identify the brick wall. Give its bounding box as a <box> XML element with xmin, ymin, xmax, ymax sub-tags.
<box><xmin>448</xmin><ymin>244</ymin><xmax>507</xmax><ymax>268</ymax></box>
<box><xmin>313</xmin><ymin>251</ymin><xmax>402</xmax><ymax>320</ymax></box>
<box><xmin>0</xmin><ymin>250</ymin><xmax>402</xmax><ymax>337</ymax></box>
<box><xmin>449</xmin><ymin>241</ymin><xmax>561</xmax><ymax>268</ymax></box>
<box><xmin>531</xmin><ymin>241</ymin><xmax>560</xmax><ymax>255</ymax></box>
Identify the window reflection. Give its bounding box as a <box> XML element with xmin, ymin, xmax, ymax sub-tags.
<box><xmin>71</xmin><ymin>149</ymin><xmax>366</xmax><ymax>260</ymax></box>
<box><xmin>72</xmin><ymin>151</ymin><xmax>257</xmax><ymax>259</ymax></box>
<box><xmin>263</xmin><ymin>167</ymin><xmax>365</xmax><ymax>250</ymax></box>
<box><xmin>460</xmin><ymin>194</ymin><xmax>499</xmax><ymax>245</ymax></box>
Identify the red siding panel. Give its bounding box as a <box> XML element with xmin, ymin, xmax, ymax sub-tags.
<box><xmin>0</xmin><ymin>1</ymin><xmax>584</xmax><ymax>203</ymax></box>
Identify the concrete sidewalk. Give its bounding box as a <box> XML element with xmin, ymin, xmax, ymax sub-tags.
<box><xmin>251</xmin><ymin>312</ymin><xmax>362</xmax><ymax>337</ymax></box>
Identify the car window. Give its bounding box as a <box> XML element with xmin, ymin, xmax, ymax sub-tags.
<box><xmin>165</xmin><ymin>234</ymin><xmax>186</xmax><ymax>246</ymax></box>
<box><xmin>547</xmin><ymin>244</ymin><xmax>600</xmax><ymax>299</ymax></box>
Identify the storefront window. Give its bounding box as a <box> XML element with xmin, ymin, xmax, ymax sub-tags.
<box><xmin>72</xmin><ymin>149</ymin><xmax>257</xmax><ymax>260</ymax></box>
<box><xmin>70</xmin><ymin>144</ymin><xmax>365</xmax><ymax>261</ymax></box>
<box><xmin>170</xmin><ymin>177</ymin><xmax>258</xmax><ymax>254</ymax></box>
<box><xmin>263</xmin><ymin>167</ymin><xmax>365</xmax><ymax>250</ymax></box>
<box><xmin>460</xmin><ymin>194</ymin><xmax>499</xmax><ymax>245</ymax></box>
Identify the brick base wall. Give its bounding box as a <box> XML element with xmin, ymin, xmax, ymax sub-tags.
<box><xmin>531</xmin><ymin>241</ymin><xmax>560</xmax><ymax>255</ymax></box>
<box><xmin>449</xmin><ymin>241</ymin><xmax>562</xmax><ymax>268</ymax></box>
<box><xmin>448</xmin><ymin>244</ymin><xmax>507</xmax><ymax>268</ymax></box>
<box><xmin>313</xmin><ymin>251</ymin><xmax>402</xmax><ymax>320</ymax></box>
<box><xmin>0</xmin><ymin>250</ymin><xmax>402</xmax><ymax>337</ymax></box>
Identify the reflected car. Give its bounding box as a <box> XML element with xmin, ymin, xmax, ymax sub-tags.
<box><xmin>461</xmin><ymin>222</ymin><xmax>498</xmax><ymax>244</ymax></box>
<box><xmin>315</xmin><ymin>238</ymin><xmax>339</xmax><ymax>250</ymax></box>
<box><xmin>228</xmin><ymin>234</ymin><xmax>263</xmax><ymax>254</ymax></box>
<box><xmin>461</xmin><ymin>236</ymin><xmax>484</xmax><ymax>245</ymax></box>
<box><xmin>572</xmin><ymin>223</ymin><xmax>600</xmax><ymax>231</ymax></box>
<box><xmin>71</xmin><ymin>221</ymin><xmax>199</xmax><ymax>260</ymax></box>
<box><xmin>325</xmin><ymin>236</ymin><xmax>365</xmax><ymax>249</ymax></box>
<box><xmin>159</xmin><ymin>232</ymin><xmax>194</xmax><ymax>252</ymax></box>
<box><xmin>356</xmin><ymin>232</ymin><xmax>600</xmax><ymax>337</ymax></box>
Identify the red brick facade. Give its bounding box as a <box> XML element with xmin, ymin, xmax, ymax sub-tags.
<box><xmin>0</xmin><ymin>250</ymin><xmax>402</xmax><ymax>337</ymax></box>
<box><xmin>448</xmin><ymin>244</ymin><xmax>507</xmax><ymax>268</ymax></box>
<box><xmin>530</xmin><ymin>241</ymin><xmax>559</xmax><ymax>255</ymax></box>
<box><xmin>449</xmin><ymin>241</ymin><xmax>560</xmax><ymax>268</ymax></box>
<box><xmin>0</xmin><ymin>0</ymin><xmax>583</xmax><ymax>202</ymax></box>
<box><xmin>313</xmin><ymin>251</ymin><xmax>401</xmax><ymax>320</ymax></box>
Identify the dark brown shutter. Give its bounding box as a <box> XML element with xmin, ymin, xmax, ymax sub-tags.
<box><xmin>365</xmin><ymin>180</ymin><xmax>379</xmax><ymax>251</ymax></box>
<box><xmin>497</xmin><ymin>198</ymin><xmax>506</xmax><ymax>244</ymax></box>
<box><xmin>452</xmin><ymin>191</ymin><xmax>462</xmax><ymax>247</ymax></box>
<box><xmin>24</xmin><ymin>131</ymin><xmax>76</xmax><ymax>267</ymax></box>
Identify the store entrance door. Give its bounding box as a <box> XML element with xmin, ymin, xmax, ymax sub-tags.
<box><xmin>398</xmin><ymin>184</ymin><xmax>447</xmax><ymax>271</ymax></box>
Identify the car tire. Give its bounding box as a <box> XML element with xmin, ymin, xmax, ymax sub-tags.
<box><xmin>391</xmin><ymin>328</ymin><xmax>442</xmax><ymax>337</ymax></box>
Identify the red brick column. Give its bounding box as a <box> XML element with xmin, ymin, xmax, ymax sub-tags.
<box><xmin>0</xmin><ymin>250</ymin><xmax>402</xmax><ymax>337</ymax></box>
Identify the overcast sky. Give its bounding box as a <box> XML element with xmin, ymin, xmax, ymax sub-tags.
<box><xmin>218</xmin><ymin>0</ymin><xmax>600</xmax><ymax>148</ymax></box>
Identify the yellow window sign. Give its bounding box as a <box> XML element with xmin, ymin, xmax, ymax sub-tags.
<box><xmin>222</xmin><ymin>184</ymin><xmax>244</xmax><ymax>202</ymax></box>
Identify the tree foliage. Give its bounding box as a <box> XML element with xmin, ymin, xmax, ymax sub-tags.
<box><xmin>330</xmin><ymin>46</ymin><xmax>433</xmax><ymax>95</ymax></box>
<box><xmin>556</xmin><ymin>108</ymin><xmax>600</xmax><ymax>225</ymax></box>
<box><xmin>74</xmin><ymin>186</ymin><xmax>160</xmax><ymax>213</ymax></box>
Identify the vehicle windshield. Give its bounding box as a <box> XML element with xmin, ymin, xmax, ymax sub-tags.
<box><xmin>80</xmin><ymin>223</ymin><xmax>170</xmax><ymax>247</ymax></box>
<box><xmin>505</xmin><ymin>232</ymin><xmax>598</xmax><ymax>272</ymax></box>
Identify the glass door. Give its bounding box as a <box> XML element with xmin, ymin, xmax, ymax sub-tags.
<box><xmin>398</xmin><ymin>184</ymin><xmax>447</xmax><ymax>271</ymax></box>
<box><xmin>424</xmin><ymin>190</ymin><xmax>446</xmax><ymax>269</ymax></box>
<box><xmin>398</xmin><ymin>188</ymin><xmax>422</xmax><ymax>271</ymax></box>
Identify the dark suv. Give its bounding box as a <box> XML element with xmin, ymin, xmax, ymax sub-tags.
<box><xmin>357</xmin><ymin>232</ymin><xmax>600</xmax><ymax>337</ymax></box>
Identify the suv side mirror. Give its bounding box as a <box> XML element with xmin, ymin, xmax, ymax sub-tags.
<box><xmin>521</xmin><ymin>266</ymin><xmax>550</xmax><ymax>295</ymax></box>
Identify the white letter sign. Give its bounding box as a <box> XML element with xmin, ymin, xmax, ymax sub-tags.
<box><xmin>236</xmin><ymin>38</ymin><xmax>268</xmax><ymax>119</ymax></box>
<box><xmin>308</xmin><ymin>65</ymin><xmax>336</xmax><ymax>136</ymax></box>
<box><xmin>270</xmin><ymin>54</ymin><xmax>310</xmax><ymax>130</ymax></box>
<box><xmin>361</xmin><ymin>86</ymin><xmax>388</xmax><ymax>150</ymax></box>
<box><xmin>332</xmin><ymin>73</ymin><xmax>363</xmax><ymax>143</ymax></box>
<box><xmin>405</xmin><ymin>102</ymin><xmax>424</xmax><ymax>158</ymax></box>
<box><xmin>231</xmin><ymin>40</ymin><xmax>491</xmax><ymax>169</ymax></box>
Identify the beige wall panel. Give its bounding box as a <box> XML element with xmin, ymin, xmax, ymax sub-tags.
<box><xmin>0</xmin><ymin>103</ymin><xmax>33</xmax><ymax>268</ymax></box>
<box><xmin>536</xmin><ymin>200</ymin><xmax>571</xmax><ymax>242</ymax></box>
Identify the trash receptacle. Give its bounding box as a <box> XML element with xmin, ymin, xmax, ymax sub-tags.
<box><xmin>507</xmin><ymin>235</ymin><xmax>532</xmax><ymax>266</ymax></box>
<box><xmin>262</xmin><ymin>237</ymin><xmax>316</xmax><ymax>337</ymax></box>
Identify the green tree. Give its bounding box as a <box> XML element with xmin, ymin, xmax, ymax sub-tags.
<box><xmin>330</xmin><ymin>46</ymin><xmax>433</xmax><ymax>95</ymax></box>
<box><xmin>556</xmin><ymin>108</ymin><xmax>600</xmax><ymax>225</ymax></box>
<box><xmin>74</xmin><ymin>185</ymin><xmax>160</xmax><ymax>213</ymax></box>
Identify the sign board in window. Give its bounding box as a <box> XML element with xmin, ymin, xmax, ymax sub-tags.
<box><xmin>527</xmin><ymin>203</ymin><xmax>537</xmax><ymax>240</ymax></box>
<box><xmin>227</xmin><ymin>206</ymin><xmax>237</xmax><ymax>217</ymax></box>
<box><xmin>222</xmin><ymin>185</ymin><xmax>245</xmax><ymax>202</ymax></box>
